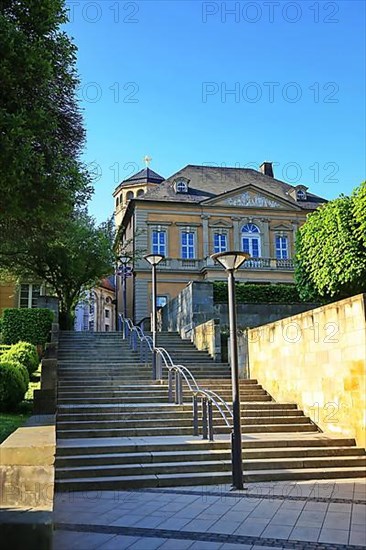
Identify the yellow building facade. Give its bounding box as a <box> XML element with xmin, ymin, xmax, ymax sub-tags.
<box><xmin>116</xmin><ymin>162</ymin><xmax>327</xmax><ymax>322</ymax></box>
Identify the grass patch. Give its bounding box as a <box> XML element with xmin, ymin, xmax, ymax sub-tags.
<box><xmin>0</xmin><ymin>413</ymin><xmax>29</xmax><ymax>443</ymax></box>
<box><xmin>0</xmin><ymin>364</ymin><xmax>41</xmax><ymax>444</ymax></box>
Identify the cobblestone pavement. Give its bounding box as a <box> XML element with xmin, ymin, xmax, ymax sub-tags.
<box><xmin>54</xmin><ymin>478</ymin><xmax>366</xmax><ymax>549</ymax></box>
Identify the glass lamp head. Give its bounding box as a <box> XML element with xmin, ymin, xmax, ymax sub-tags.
<box><xmin>118</xmin><ymin>254</ymin><xmax>131</xmax><ymax>265</ymax></box>
<box><xmin>211</xmin><ymin>251</ymin><xmax>250</xmax><ymax>271</ymax></box>
<box><xmin>144</xmin><ymin>254</ymin><xmax>165</xmax><ymax>266</ymax></box>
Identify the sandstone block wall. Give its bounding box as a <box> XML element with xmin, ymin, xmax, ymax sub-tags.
<box><xmin>248</xmin><ymin>294</ymin><xmax>366</xmax><ymax>448</ymax></box>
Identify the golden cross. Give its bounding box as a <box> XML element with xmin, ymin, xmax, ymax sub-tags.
<box><xmin>143</xmin><ymin>155</ymin><xmax>152</xmax><ymax>167</ymax></box>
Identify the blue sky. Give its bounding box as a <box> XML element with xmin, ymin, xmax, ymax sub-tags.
<box><xmin>65</xmin><ymin>0</ymin><xmax>365</xmax><ymax>223</ymax></box>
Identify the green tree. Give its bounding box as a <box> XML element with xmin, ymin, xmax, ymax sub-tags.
<box><xmin>2</xmin><ymin>212</ymin><xmax>115</xmax><ymax>329</ymax></box>
<box><xmin>352</xmin><ymin>182</ymin><xmax>366</xmax><ymax>248</ymax></box>
<box><xmin>0</xmin><ymin>0</ymin><xmax>91</xmax><ymax>252</ymax></box>
<box><xmin>295</xmin><ymin>184</ymin><xmax>366</xmax><ymax>301</ymax></box>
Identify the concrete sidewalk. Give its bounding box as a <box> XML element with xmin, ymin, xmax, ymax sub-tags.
<box><xmin>53</xmin><ymin>478</ymin><xmax>365</xmax><ymax>549</ymax></box>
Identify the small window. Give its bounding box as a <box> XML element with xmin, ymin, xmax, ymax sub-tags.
<box><xmin>105</xmin><ymin>324</ymin><xmax>110</xmax><ymax>332</ymax></box>
<box><xmin>296</xmin><ymin>189</ymin><xmax>307</xmax><ymax>201</ymax></box>
<box><xmin>152</xmin><ymin>230</ymin><xmax>166</xmax><ymax>255</ymax></box>
<box><xmin>181</xmin><ymin>231</ymin><xmax>195</xmax><ymax>259</ymax></box>
<box><xmin>116</xmin><ymin>196</ymin><xmax>119</xmax><ymax>207</ymax></box>
<box><xmin>20</xmin><ymin>284</ymin><xmax>41</xmax><ymax>309</ymax></box>
<box><xmin>89</xmin><ymin>303</ymin><xmax>94</xmax><ymax>315</ymax></box>
<box><xmin>174</xmin><ymin>179</ymin><xmax>188</xmax><ymax>193</ymax></box>
<box><xmin>105</xmin><ymin>309</ymin><xmax>110</xmax><ymax>318</ymax></box>
<box><xmin>214</xmin><ymin>233</ymin><xmax>227</xmax><ymax>254</ymax></box>
<box><xmin>156</xmin><ymin>296</ymin><xmax>168</xmax><ymax>308</ymax></box>
<box><xmin>89</xmin><ymin>320</ymin><xmax>94</xmax><ymax>331</ymax></box>
<box><xmin>137</xmin><ymin>189</ymin><xmax>145</xmax><ymax>197</ymax></box>
<box><xmin>126</xmin><ymin>191</ymin><xmax>134</xmax><ymax>201</ymax></box>
<box><xmin>275</xmin><ymin>236</ymin><xmax>289</xmax><ymax>259</ymax></box>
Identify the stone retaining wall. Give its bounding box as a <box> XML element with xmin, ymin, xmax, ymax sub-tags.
<box><xmin>248</xmin><ymin>294</ymin><xmax>366</xmax><ymax>448</ymax></box>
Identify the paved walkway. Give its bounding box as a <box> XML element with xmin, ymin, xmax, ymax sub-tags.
<box><xmin>54</xmin><ymin>478</ymin><xmax>366</xmax><ymax>549</ymax></box>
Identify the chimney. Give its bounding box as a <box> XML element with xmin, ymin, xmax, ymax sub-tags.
<box><xmin>259</xmin><ymin>161</ymin><xmax>274</xmax><ymax>178</ymax></box>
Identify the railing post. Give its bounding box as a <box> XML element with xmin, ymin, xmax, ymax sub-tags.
<box><xmin>178</xmin><ymin>373</ymin><xmax>183</xmax><ymax>404</ymax></box>
<box><xmin>157</xmin><ymin>353</ymin><xmax>163</xmax><ymax>380</ymax></box>
<box><xmin>202</xmin><ymin>397</ymin><xmax>208</xmax><ymax>439</ymax></box>
<box><xmin>175</xmin><ymin>371</ymin><xmax>179</xmax><ymax>404</ymax></box>
<box><xmin>193</xmin><ymin>395</ymin><xmax>199</xmax><ymax>436</ymax></box>
<box><xmin>208</xmin><ymin>400</ymin><xmax>214</xmax><ymax>441</ymax></box>
<box><xmin>168</xmin><ymin>370</ymin><xmax>174</xmax><ymax>402</ymax></box>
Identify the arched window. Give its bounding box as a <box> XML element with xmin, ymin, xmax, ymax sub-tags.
<box><xmin>137</xmin><ymin>189</ymin><xmax>145</xmax><ymax>197</ymax></box>
<box><xmin>296</xmin><ymin>189</ymin><xmax>306</xmax><ymax>201</ymax></box>
<box><xmin>126</xmin><ymin>191</ymin><xmax>134</xmax><ymax>201</ymax></box>
<box><xmin>116</xmin><ymin>196</ymin><xmax>119</xmax><ymax>207</ymax></box>
<box><xmin>241</xmin><ymin>223</ymin><xmax>261</xmax><ymax>257</ymax></box>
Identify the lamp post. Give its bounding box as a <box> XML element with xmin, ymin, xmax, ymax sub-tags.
<box><xmin>211</xmin><ymin>251</ymin><xmax>250</xmax><ymax>490</ymax></box>
<box><xmin>117</xmin><ymin>254</ymin><xmax>131</xmax><ymax>333</ymax></box>
<box><xmin>144</xmin><ymin>254</ymin><xmax>165</xmax><ymax>380</ymax></box>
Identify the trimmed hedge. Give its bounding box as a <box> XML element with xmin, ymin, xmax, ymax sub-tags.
<box><xmin>1</xmin><ymin>342</ymin><xmax>39</xmax><ymax>375</ymax></box>
<box><xmin>2</xmin><ymin>308</ymin><xmax>54</xmax><ymax>346</ymax></box>
<box><xmin>0</xmin><ymin>361</ymin><xmax>28</xmax><ymax>411</ymax></box>
<box><xmin>213</xmin><ymin>282</ymin><xmax>302</xmax><ymax>303</ymax></box>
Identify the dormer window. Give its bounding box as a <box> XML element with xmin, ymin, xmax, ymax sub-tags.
<box><xmin>174</xmin><ymin>178</ymin><xmax>189</xmax><ymax>193</ymax></box>
<box><xmin>296</xmin><ymin>189</ymin><xmax>307</xmax><ymax>201</ymax></box>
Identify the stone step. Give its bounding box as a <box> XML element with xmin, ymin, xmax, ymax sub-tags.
<box><xmin>57</xmin><ymin>402</ymin><xmax>287</xmax><ymax>413</ymax></box>
<box><xmin>56</xmin><ymin>389</ymin><xmax>267</xmax><ymax>398</ymax></box>
<box><xmin>56</xmin><ymin>455</ymin><xmax>366</xmax><ymax>480</ymax></box>
<box><xmin>57</xmin><ymin>381</ymin><xmax>261</xmax><ymax>389</ymax></box>
<box><xmin>57</xmin><ymin>416</ymin><xmax>312</xmax><ymax>430</ymax></box>
<box><xmin>57</xmin><ymin>394</ymin><xmax>273</xmax><ymax>404</ymax></box>
<box><xmin>57</xmin><ymin>409</ymin><xmax>302</xmax><ymax>421</ymax></box>
<box><xmin>55</xmin><ymin>446</ymin><xmax>365</xmax><ymax>467</ymax></box>
<box><xmin>55</xmin><ymin>465</ymin><xmax>366</xmax><ymax>492</ymax></box>
<box><xmin>55</xmin><ymin>437</ymin><xmax>358</xmax><ymax>456</ymax></box>
<box><xmin>57</xmin><ymin>424</ymin><xmax>317</xmax><ymax>439</ymax></box>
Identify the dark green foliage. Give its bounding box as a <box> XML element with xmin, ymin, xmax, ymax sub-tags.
<box><xmin>1</xmin><ymin>341</ymin><xmax>39</xmax><ymax>375</ymax></box>
<box><xmin>2</xmin><ymin>308</ymin><xmax>54</xmax><ymax>346</ymax></box>
<box><xmin>0</xmin><ymin>361</ymin><xmax>28</xmax><ymax>411</ymax></box>
<box><xmin>0</xmin><ymin>359</ymin><xmax>30</xmax><ymax>390</ymax></box>
<box><xmin>213</xmin><ymin>282</ymin><xmax>302</xmax><ymax>303</ymax></box>
<box><xmin>295</xmin><ymin>184</ymin><xmax>366</xmax><ymax>301</ymax></box>
<box><xmin>0</xmin><ymin>0</ymin><xmax>92</xmax><ymax>252</ymax></box>
<box><xmin>2</xmin><ymin>213</ymin><xmax>115</xmax><ymax>330</ymax></box>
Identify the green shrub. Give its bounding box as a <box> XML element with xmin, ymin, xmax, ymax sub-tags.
<box><xmin>213</xmin><ymin>282</ymin><xmax>302</xmax><ymax>303</ymax></box>
<box><xmin>0</xmin><ymin>361</ymin><xmax>28</xmax><ymax>411</ymax></box>
<box><xmin>1</xmin><ymin>342</ymin><xmax>39</xmax><ymax>375</ymax></box>
<box><xmin>2</xmin><ymin>308</ymin><xmax>54</xmax><ymax>346</ymax></box>
<box><xmin>0</xmin><ymin>359</ymin><xmax>30</xmax><ymax>390</ymax></box>
<box><xmin>6</xmin><ymin>341</ymin><xmax>38</xmax><ymax>375</ymax></box>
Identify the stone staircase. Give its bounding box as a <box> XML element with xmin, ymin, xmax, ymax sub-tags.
<box><xmin>55</xmin><ymin>331</ymin><xmax>366</xmax><ymax>492</ymax></box>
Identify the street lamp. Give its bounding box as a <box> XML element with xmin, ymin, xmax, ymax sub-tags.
<box><xmin>144</xmin><ymin>254</ymin><xmax>165</xmax><ymax>380</ymax></box>
<box><xmin>211</xmin><ymin>251</ymin><xmax>250</xmax><ymax>490</ymax></box>
<box><xmin>116</xmin><ymin>254</ymin><xmax>131</xmax><ymax>333</ymax></box>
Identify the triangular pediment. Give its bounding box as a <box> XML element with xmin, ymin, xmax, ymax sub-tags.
<box><xmin>272</xmin><ymin>223</ymin><xmax>292</xmax><ymax>230</ymax></box>
<box><xmin>209</xmin><ymin>219</ymin><xmax>232</xmax><ymax>228</ymax></box>
<box><xmin>202</xmin><ymin>184</ymin><xmax>301</xmax><ymax>210</ymax></box>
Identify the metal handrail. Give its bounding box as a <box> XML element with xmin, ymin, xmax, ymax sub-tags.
<box><xmin>118</xmin><ymin>314</ymin><xmax>233</xmax><ymax>438</ymax></box>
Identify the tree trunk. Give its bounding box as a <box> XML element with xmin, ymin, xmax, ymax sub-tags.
<box><xmin>59</xmin><ymin>300</ymin><xmax>75</xmax><ymax>330</ymax></box>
